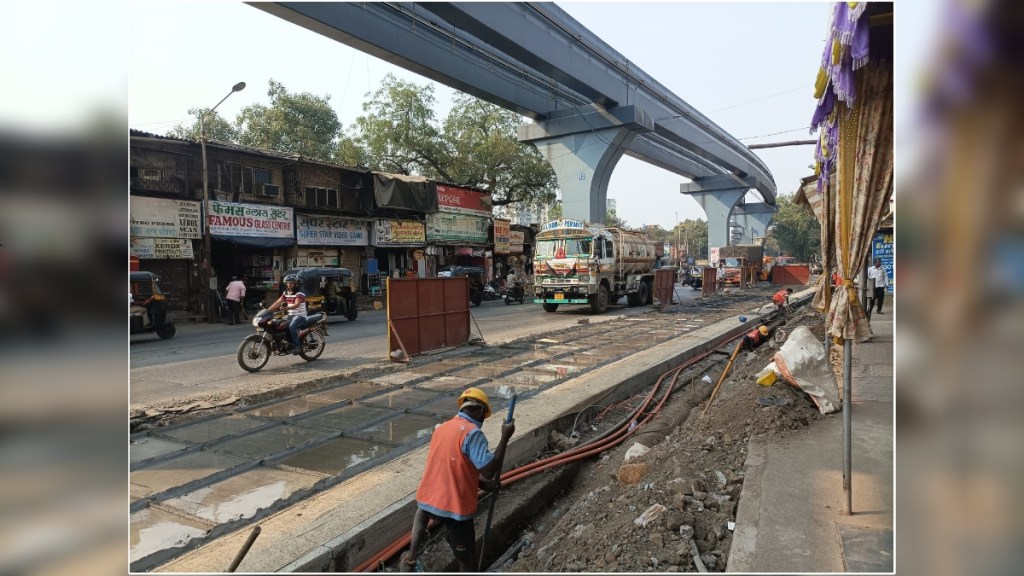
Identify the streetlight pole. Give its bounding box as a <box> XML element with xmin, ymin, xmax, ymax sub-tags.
<box><xmin>200</xmin><ymin>81</ymin><xmax>246</xmax><ymax>322</ymax></box>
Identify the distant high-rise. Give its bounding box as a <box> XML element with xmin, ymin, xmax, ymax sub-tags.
<box><xmin>607</xmin><ymin>198</ymin><xmax>617</xmax><ymax>212</ymax></box>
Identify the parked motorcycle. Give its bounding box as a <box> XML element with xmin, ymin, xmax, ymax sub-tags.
<box><xmin>504</xmin><ymin>280</ymin><xmax>526</xmax><ymax>305</ymax></box>
<box><xmin>236</xmin><ymin>308</ymin><xmax>328</xmax><ymax>372</ymax></box>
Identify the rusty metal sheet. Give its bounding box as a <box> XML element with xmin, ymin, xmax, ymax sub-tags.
<box><xmin>772</xmin><ymin>264</ymin><xmax>810</xmax><ymax>285</ymax></box>
<box><xmin>653</xmin><ymin>269</ymin><xmax>675</xmax><ymax>306</ymax></box>
<box><xmin>387</xmin><ymin>277</ymin><xmax>471</xmax><ymax>359</ymax></box>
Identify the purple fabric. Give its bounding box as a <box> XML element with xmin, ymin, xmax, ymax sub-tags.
<box><xmin>811</xmin><ymin>82</ymin><xmax>836</xmax><ymax>131</ymax></box>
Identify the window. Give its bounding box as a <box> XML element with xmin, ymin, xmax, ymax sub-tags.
<box><xmin>306</xmin><ymin>186</ymin><xmax>338</xmax><ymax>209</ymax></box>
<box><xmin>224</xmin><ymin>164</ymin><xmax>273</xmax><ymax>196</ymax></box>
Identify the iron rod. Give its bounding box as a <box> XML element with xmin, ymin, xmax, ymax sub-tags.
<box><xmin>842</xmin><ymin>339</ymin><xmax>852</xmax><ymax>515</ymax></box>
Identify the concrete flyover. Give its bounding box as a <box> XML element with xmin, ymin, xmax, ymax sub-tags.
<box><xmin>254</xmin><ymin>2</ymin><xmax>775</xmax><ymax>227</ymax></box>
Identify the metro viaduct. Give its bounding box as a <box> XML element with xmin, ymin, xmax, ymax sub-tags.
<box><xmin>254</xmin><ymin>2</ymin><xmax>777</xmax><ymax>246</ymax></box>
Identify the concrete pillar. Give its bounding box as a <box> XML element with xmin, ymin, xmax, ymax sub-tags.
<box><xmin>730</xmin><ymin>202</ymin><xmax>776</xmax><ymax>243</ymax></box>
<box><xmin>681</xmin><ymin>175</ymin><xmax>755</xmax><ymax>249</ymax></box>
<box><xmin>520</xmin><ymin>104</ymin><xmax>653</xmax><ymax>223</ymax></box>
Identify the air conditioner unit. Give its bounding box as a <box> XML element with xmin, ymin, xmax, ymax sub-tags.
<box><xmin>141</xmin><ymin>169</ymin><xmax>162</xmax><ymax>181</ymax></box>
<box><xmin>262</xmin><ymin>183</ymin><xmax>281</xmax><ymax>197</ymax></box>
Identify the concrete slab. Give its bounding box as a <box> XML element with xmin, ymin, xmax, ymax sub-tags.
<box><xmin>307</xmin><ymin>381</ymin><xmax>394</xmax><ymax>404</ymax></box>
<box><xmin>240</xmin><ymin>396</ymin><xmax>334</xmax><ymax>421</ymax></box>
<box><xmin>838</xmin><ymin>524</ymin><xmax>893</xmax><ymax>572</ymax></box>
<box><xmin>355</xmin><ymin>413</ymin><xmax>443</xmax><ymax>445</ymax></box>
<box><xmin>130</xmin><ymin>505</ymin><xmax>210</xmax><ymax>565</ymax></box>
<box><xmin>447</xmin><ymin>364</ymin><xmax>512</xmax><ymax>379</ymax></box>
<box><xmin>211</xmin><ymin>424</ymin><xmax>332</xmax><ymax>460</ymax></box>
<box><xmin>359</xmin><ymin>387</ymin><xmax>443</xmax><ymax>410</ymax></box>
<box><xmin>131</xmin><ymin>437</ymin><xmax>189</xmax><ymax>466</ymax></box>
<box><xmin>130</xmin><ymin>451</ymin><xmax>250</xmax><ymax>500</ymax></box>
<box><xmin>162</xmin><ymin>466</ymin><xmax>324</xmax><ymax>524</ymax></box>
<box><xmin>414</xmin><ymin>375</ymin><xmax>479</xmax><ymax>392</ymax></box>
<box><xmin>296</xmin><ymin>404</ymin><xmax>395</xmax><ymax>432</ymax></box>
<box><xmin>159</xmin><ymin>414</ymin><xmax>268</xmax><ymax>445</ymax></box>
<box><xmin>277</xmin><ymin>436</ymin><xmax>397</xmax><ymax>476</ymax></box>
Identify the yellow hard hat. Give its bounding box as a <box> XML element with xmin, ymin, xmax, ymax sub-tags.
<box><xmin>758</xmin><ymin>325</ymin><xmax>769</xmax><ymax>336</ymax></box>
<box><xmin>457</xmin><ymin>387</ymin><xmax>492</xmax><ymax>419</ymax></box>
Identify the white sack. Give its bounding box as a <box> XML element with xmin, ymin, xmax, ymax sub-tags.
<box><xmin>773</xmin><ymin>326</ymin><xmax>840</xmax><ymax>414</ymax></box>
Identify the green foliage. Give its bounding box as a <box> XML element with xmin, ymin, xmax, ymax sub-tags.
<box><xmin>547</xmin><ymin>201</ymin><xmax>563</xmax><ymax>221</ymax></box>
<box><xmin>767</xmin><ymin>194</ymin><xmax>820</xmax><ymax>261</ymax></box>
<box><xmin>167</xmin><ymin>108</ymin><xmax>238</xmax><ymax>141</ymax></box>
<box><xmin>603</xmin><ymin>208</ymin><xmax>628</xmax><ymax>228</ymax></box>
<box><xmin>235</xmin><ymin>79</ymin><xmax>341</xmax><ymax>162</ymax></box>
<box><xmin>353</xmin><ymin>75</ymin><xmax>556</xmax><ymax>208</ymax></box>
<box><xmin>674</xmin><ymin>219</ymin><xmax>709</xmax><ymax>260</ymax></box>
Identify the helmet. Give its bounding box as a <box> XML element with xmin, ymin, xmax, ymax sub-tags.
<box><xmin>283</xmin><ymin>274</ymin><xmax>299</xmax><ymax>284</ymax></box>
<box><xmin>758</xmin><ymin>325</ymin><xmax>769</xmax><ymax>336</ymax></box>
<box><xmin>457</xmin><ymin>387</ymin><xmax>492</xmax><ymax>419</ymax></box>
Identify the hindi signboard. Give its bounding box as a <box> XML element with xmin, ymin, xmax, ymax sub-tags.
<box><xmin>436</xmin><ymin>184</ymin><xmax>492</xmax><ymax>217</ymax></box>
<box><xmin>207</xmin><ymin>201</ymin><xmax>293</xmax><ymax>238</ymax></box>
<box><xmin>297</xmin><ymin>214</ymin><xmax>369</xmax><ymax>246</ymax></box>
<box><xmin>493</xmin><ymin>218</ymin><xmax>510</xmax><ymax>254</ymax></box>
<box><xmin>426</xmin><ymin>212</ymin><xmax>488</xmax><ymax>243</ymax></box>
<box><xmin>130</xmin><ymin>197</ymin><xmax>201</xmax><ymax>239</ymax></box>
<box><xmin>374</xmin><ymin>219</ymin><xmax>426</xmax><ymax>247</ymax></box>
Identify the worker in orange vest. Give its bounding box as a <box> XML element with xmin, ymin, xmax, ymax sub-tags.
<box><xmin>772</xmin><ymin>287</ymin><xmax>793</xmax><ymax>311</ymax></box>
<box><xmin>743</xmin><ymin>325</ymin><xmax>770</xmax><ymax>351</ymax></box>
<box><xmin>400</xmin><ymin>388</ymin><xmax>515</xmax><ymax>572</ymax></box>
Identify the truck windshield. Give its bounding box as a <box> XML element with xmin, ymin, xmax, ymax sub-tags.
<box><xmin>723</xmin><ymin>258</ymin><xmax>742</xmax><ymax>267</ymax></box>
<box><xmin>536</xmin><ymin>238</ymin><xmax>593</xmax><ymax>258</ymax></box>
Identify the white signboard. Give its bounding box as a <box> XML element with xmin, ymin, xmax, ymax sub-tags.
<box><xmin>130</xmin><ymin>238</ymin><xmax>194</xmax><ymax>259</ymax></box>
<box><xmin>510</xmin><ymin>230</ymin><xmax>525</xmax><ymax>253</ymax></box>
<box><xmin>207</xmin><ymin>201</ymin><xmax>293</xmax><ymax>238</ymax></box>
<box><xmin>296</xmin><ymin>214</ymin><xmax>369</xmax><ymax>246</ymax></box>
<box><xmin>130</xmin><ymin>197</ymin><xmax>201</xmax><ymax>239</ymax></box>
<box><xmin>426</xmin><ymin>212</ymin><xmax>488</xmax><ymax>243</ymax></box>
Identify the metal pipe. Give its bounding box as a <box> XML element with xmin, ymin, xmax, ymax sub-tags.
<box><xmin>842</xmin><ymin>338</ymin><xmax>852</xmax><ymax>515</ymax></box>
<box><xmin>227</xmin><ymin>525</ymin><xmax>261</xmax><ymax>572</ymax></box>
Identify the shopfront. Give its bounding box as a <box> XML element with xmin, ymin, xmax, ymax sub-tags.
<box><xmin>492</xmin><ymin>218</ymin><xmax>511</xmax><ymax>283</ymax></box>
<box><xmin>295</xmin><ymin>213</ymin><xmax>370</xmax><ymax>290</ymax></box>
<box><xmin>208</xmin><ymin>200</ymin><xmax>294</xmax><ymax>308</ymax></box>
<box><xmin>429</xmin><ymin>184</ymin><xmax>493</xmax><ymax>275</ymax></box>
<box><xmin>372</xmin><ymin>218</ymin><xmax>427</xmax><ymax>282</ymax></box>
<box><xmin>129</xmin><ymin>196</ymin><xmax>202</xmax><ymax>311</ymax></box>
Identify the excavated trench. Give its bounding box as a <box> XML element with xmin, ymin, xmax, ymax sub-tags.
<box><xmin>130</xmin><ymin>288</ymin><xmax>796</xmax><ymax>572</ymax></box>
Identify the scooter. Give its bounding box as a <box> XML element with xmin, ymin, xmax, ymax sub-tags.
<box><xmin>483</xmin><ymin>283</ymin><xmax>499</xmax><ymax>301</ymax></box>
<box><xmin>504</xmin><ymin>280</ymin><xmax>526</xmax><ymax>305</ymax></box>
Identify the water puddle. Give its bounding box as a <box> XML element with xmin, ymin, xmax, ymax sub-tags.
<box><xmin>415</xmin><ymin>375</ymin><xmax>478</xmax><ymax>392</ymax></box>
<box><xmin>498</xmin><ymin>370</ymin><xmax>560</xmax><ymax>386</ymax></box>
<box><xmin>447</xmin><ymin>364</ymin><xmax>510</xmax><ymax>379</ymax></box>
<box><xmin>162</xmin><ymin>466</ymin><xmax>321</xmax><ymax>524</ymax></box>
<box><xmin>278</xmin><ymin>436</ymin><xmax>395</xmax><ymax>475</ymax></box>
<box><xmin>130</xmin><ymin>506</ymin><xmax>209</xmax><ymax>564</ymax></box>
<box><xmin>211</xmin><ymin>424</ymin><xmax>331</xmax><ymax>460</ymax></box>
<box><xmin>297</xmin><ymin>404</ymin><xmax>395</xmax><ymax>432</ymax></box>
<box><xmin>308</xmin><ymin>381</ymin><xmax>394</xmax><ymax>404</ymax></box>
<box><xmin>360</xmin><ymin>387</ymin><xmax>443</xmax><ymax>410</ymax></box>
<box><xmin>241</xmin><ymin>396</ymin><xmax>333</xmax><ymax>420</ymax></box>
<box><xmin>161</xmin><ymin>414</ymin><xmax>268</xmax><ymax>446</ymax></box>
<box><xmin>355</xmin><ymin>413</ymin><xmax>442</xmax><ymax>444</ymax></box>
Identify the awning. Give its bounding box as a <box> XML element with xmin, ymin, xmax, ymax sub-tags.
<box><xmin>213</xmin><ymin>235</ymin><xmax>295</xmax><ymax>249</ymax></box>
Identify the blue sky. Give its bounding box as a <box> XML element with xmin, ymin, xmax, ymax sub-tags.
<box><xmin>115</xmin><ymin>2</ymin><xmax>916</xmax><ymax>229</ymax></box>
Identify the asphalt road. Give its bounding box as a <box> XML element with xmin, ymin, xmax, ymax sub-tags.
<box><xmin>130</xmin><ymin>287</ymin><xmax>703</xmax><ymax>410</ymax></box>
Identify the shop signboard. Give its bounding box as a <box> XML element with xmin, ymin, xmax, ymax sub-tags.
<box><xmin>510</xmin><ymin>230</ymin><xmax>525</xmax><ymax>254</ymax></box>
<box><xmin>296</xmin><ymin>214</ymin><xmax>369</xmax><ymax>246</ymax></box>
<box><xmin>871</xmin><ymin>231</ymin><xmax>894</xmax><ymax>294</ymax></box>
<box><xmin>130</xmin><ymin>238</ymin><xmax>194</xmax><ymax>259</ymax></box>
<box><xmin>207</xmin><ymin>201</ymin><xmax>293</xmax><ymax>238</ymax></box>
<box><xmin>493</xmin><ymin>218</ymin><xmax>510</xmax><ymax>254</ymax></box>
<box><xmin>130</xmin><ymin>197</ymin><xmax>201</xmax><ymax>239</ymax></box>
<box><xmin>426</xmin><ymin>212</ymin><xmax>488</xmax><ymax>243</ymax></box>
<box><xmin>374</xmin><ymin>219</ymin><xmax>426</xmax><ymax>247</ymax></box>
<box><xmin>436</xmin><ymin>184</ymin><xmax>492</xmax><ymax>217</ymax></box>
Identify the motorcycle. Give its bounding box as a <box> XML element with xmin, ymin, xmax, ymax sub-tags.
<box><xmin>504</xmin><ymin>280</ymin><xmax>526</xmax><ymax>305</ymax></box>
<box><xmin>483</xmin><ymin>280</ymin><xmax>501</xmax><ymax>301</ymax></box>
<box><xmin>236</xmin><ymin>308</ymin><xmax>328</xmax><ymax>372</ymax></box>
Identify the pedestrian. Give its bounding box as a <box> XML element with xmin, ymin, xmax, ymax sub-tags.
<box><xmin>224</xmin><ymin>276</ymin><xmax>246</xmax><ymax>325</ymax></box>
<box><xmin>772</xmin><ymin>287</ymin><xmax>793</xmax><ymax>312</ymax></box>
<box><xmin>267</xmin><ymin>274</ymin><xmax>306</xmax><ymax>354</ymax></box>
<box><xmin>715</xmin><ymin>259</ymin><xmax>726</xmax><ymax>293</ymax></box>
<box><xmin>399</xmin><ymin>388</ymin><xmax>515</xmax><ymax>572</ymax></box>
<box><xmin>742</xmin><ymin>325</ymin><xmax>770</xmax><ymax>351</ymax></box>
<box><xmin>867</xmin><ymin>258</ymin><xmax>889</xmax><ymax>314</ymax></box>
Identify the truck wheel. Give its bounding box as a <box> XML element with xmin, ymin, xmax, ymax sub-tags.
<box><xmin>628</xmin><ymin>281</ymin><xmax>649</xmax><ymax>307</ymax></box>
<box><xmin>542</xmin><ymin>303</ymin><xmax>559</xmax><ymax>313</ymax></box>
<box><xmin>643</xmin><ymin>278</ymin><xmax>654</xmax><ymax>305</ymax></box>
<box><xmin>590</xmin><ymin>284</ymin><xmax>610</xmax><ymax>314</ymax></box>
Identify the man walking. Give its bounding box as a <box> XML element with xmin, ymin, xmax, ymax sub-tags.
<box><xmin>867</xmin><ymin>258</ymin><xmax>889</xmax><ymax>314</ymax></box>
<box><xmin>224</xmin><ymin>276</ymin><xmax>246</xmax><ymax>325</ymax></box>
<box><xmin>400</xmin><ymin>388</ymin><xmax>515</xmax><ymax>572</ymax></box>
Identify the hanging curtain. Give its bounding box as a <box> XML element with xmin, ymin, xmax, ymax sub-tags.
<box><xmin>821</xmin><ymin>63</ymin><xmax>893</xmax><ymax>342</ymax></box>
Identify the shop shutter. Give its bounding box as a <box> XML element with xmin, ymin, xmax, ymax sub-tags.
<box><xmin>340</xmin><ymin>249</ymin><xmax>362</xmax><ymax>290</ymax></box>
<box><xmin>141</xmin><ymin>259</ymin><xmax>191</xmax><ymax>312</ymax></box>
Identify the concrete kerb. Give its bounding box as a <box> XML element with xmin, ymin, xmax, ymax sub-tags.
<box><xmin>156</xmin><ymin>295</ymin><xmax>812</xmax><ymax>573</ymax></box>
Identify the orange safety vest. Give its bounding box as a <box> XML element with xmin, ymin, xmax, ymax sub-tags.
<box><xmin>772</xmin><ymin>289</ymin><xmax>789</xmax><ymax>305</ymax></box>
<box><xmin>416</xmin><ymin>416</ymin><xmax>482</xmax><ymax>517</ymax></box>
<box><xmin>745</xmin><ymin>329</ymin><xmax>763</xmax><ymax>344</ymax></box>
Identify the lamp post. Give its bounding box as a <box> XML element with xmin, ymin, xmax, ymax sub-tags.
<box><xmin>200</xmin><ymin>81</ymin><xmax>246</xmax><ymax>322</ymax></box>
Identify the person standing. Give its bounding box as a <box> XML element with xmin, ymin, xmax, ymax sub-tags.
<box><xmin>268</xmin><ymin>274</ymin><xmax>306</xmax><ymax>354</ymax></box>
<box><xmin>867</xmin><ymin>258</ymin><xmax>889</xmax><ymax>314</ymax></box>
<box><xmin>399</xmin><ymin>388</ymin><xmax>515</xmax><ymax>572</ymax></box>
<box><xmin>715</xmin><ymin>260</ymin><xmax>726</xmax><ymax>293</ymax></box>
<box><xmin>224</xmin><ymin>276</ymin><xmax>246</xmax><ymax>325</ymax></box>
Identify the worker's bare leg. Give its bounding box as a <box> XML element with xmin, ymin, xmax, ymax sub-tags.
<box><xmin>402</xmin><ymin>509</ymin><xmax>429</xmax><ymax>570</ymax></box>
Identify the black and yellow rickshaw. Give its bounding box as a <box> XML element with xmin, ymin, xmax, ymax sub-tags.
<box><xmin>437</xmin><ymin>265</ymin><xmax>485</xmax><ymax>306</ymax></box>
<box><xmin>129</xmin><ymin>271</ymin><xmax>176</xmax><ymax>339</ymax></box>
<box><xmin>283</xmin><ymin>267</ymin><xmax>359</xmax><ymax>321</ymax></box>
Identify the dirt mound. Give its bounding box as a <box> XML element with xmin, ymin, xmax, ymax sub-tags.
<box><xmin>504</xmin><ymin>311</ymin><xmax>830</xmax><ymax>572</ymax></box>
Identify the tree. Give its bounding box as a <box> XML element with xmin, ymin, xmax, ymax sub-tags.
<box><xmin>547</xmin><ymin>201</ymin><xmax>563</xmax><ymax>221</ymax></box>
<box><xmin>673</xmin><ymin>218</ymin><xmax>709</xmax><ymax>260</ymax></box>
<box><xmin>167</xmin><ymin>108</ymin><xmax>238</xmax><ymax>141</ymax></box>
<box><xmin>235</xmin><ymin>80</ymin><xmax>341</xmax><ymax>162</ymax></box>
<box><xmin>603</xmin><ymin>208</ymin><xmax>628</xmax><ymax>228</ymax></box>
<box><xmin>353</xmin><ymin>75</ymin><xmax>556</xmax><ymax>208</ymax></box>
<box><xmin>767</xmin><ymin>194</ymin><xmax>820</xmax><ymax>261</ymax></box>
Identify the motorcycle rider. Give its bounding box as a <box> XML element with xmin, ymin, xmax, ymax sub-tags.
<box><xmin>268</xmin><ymin>274</ymin><xmax>307</xmax><ymax>354</ymax></box>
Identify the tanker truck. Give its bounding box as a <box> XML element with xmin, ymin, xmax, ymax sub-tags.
<box><xmin>532</xmin><ymin>219</ymin><xmax>657</xmax><ymax>314</ymax></box>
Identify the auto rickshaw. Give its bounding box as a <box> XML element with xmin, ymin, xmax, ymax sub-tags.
<box><xmin>129</xmin><ymin>271</ymin><xmax>176</xmax><ymax>339</ymax></box>
<box><xmin>283</xmin><ymin>267</ymin><xmax>359</xmax><ymax>321</ymax></box>
<box><xmin>437</xmin><ymin>265</ymin><xmax>485</xmax><ymax>306</ymax></box>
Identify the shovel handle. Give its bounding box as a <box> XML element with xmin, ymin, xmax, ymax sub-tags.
<box><xmin>506</xmin><ymin>393</ymin><xmax>517</xmax><ymax>423</ymax></box>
